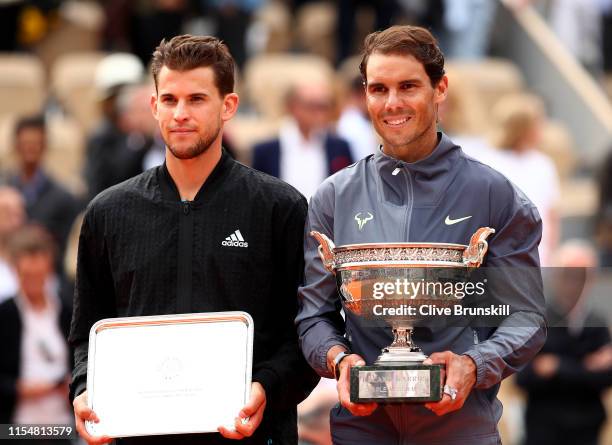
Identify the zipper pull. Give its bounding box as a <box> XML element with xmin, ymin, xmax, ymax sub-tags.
<box><xmin>182</xmin><ymin>200</ymin><xmax>191</xmax><ymax>215</ymax></box>
<box><xmin>392</xmin><ymin>167</ymin><xmax>401</xmax><ymax>176</ymax></box>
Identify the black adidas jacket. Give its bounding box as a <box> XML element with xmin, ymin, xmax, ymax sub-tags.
<box><xmin>69</xmin><ymin>150</ymin><xmax>317</xmax><ymax>444</ymax></box>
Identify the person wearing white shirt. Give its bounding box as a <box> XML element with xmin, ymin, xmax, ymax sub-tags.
<box><xmin>0</xmin><ymin>224</ymin><xmax>72</xmax><ymax>432</ymax></box>
<box><xmin>252</xmin><ymin>81</ymin><xmax>353</xmax><ymax>200</ymax></box>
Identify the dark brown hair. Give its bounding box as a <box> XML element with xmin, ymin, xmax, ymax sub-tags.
<box><xmin>14</xmin><ymin>114</ymin><xmax>45</xmax><ymax>138</ymax></box>
<box><xmin>359</xmin><ymin>25</ymin><xmax>445</xmax><ymax>87</ymax></box>
<box><xmin>150</xmin><ymin>34</ymin><xmax>235</xmax><ymax>96</ymax></box>
<box><xmin>7</xmin><ymin>224</ymin><xmax>57</xmax><ymax>263</ymax></box>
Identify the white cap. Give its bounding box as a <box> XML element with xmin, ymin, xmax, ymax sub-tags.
<box><xmin>94</xmin><ymin>53</ymin><xmax>144</xmax><ymax>97</ymax></box>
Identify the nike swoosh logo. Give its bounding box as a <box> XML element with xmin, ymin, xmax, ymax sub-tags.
<box><xmin>445</xmin><ymin>215</ymin><xmax>472</xmax><ymax>225</ymax></box>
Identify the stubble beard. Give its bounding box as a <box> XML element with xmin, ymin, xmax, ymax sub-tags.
<box><xmin>166</xmin><ymin>123</ymin><xmax>221</xmax><ymax>160</ymax></box>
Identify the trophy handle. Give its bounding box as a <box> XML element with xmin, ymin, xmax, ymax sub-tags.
<box><xmin>463</xmin><ymin>227</ymin><xmax>496</xmax><ymax>267</ymax></box>
<box><xmin>310</xmin><ymin>231</ymin><xmax>336</xmax><ymax>273</ymax></box>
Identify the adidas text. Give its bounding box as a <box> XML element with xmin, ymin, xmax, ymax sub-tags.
<box><xmin>221</xmin><ymin>240</ymin><xmax>249</xmax><ymax>248</ymax></box>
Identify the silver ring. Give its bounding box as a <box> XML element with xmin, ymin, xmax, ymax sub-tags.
<box><xmin>443</xmin><ymin>385</ymin><xmax>458</xmax><ymax>401</ymax></box>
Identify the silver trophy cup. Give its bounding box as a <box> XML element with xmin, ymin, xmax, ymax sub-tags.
<box><xmin>311</xmin><ymin>227</ymin><xmax>495</xmax><ymax>403</ymax></box>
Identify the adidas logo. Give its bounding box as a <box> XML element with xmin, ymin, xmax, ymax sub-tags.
<box><xmin>221</xmin><ymin>229</ymin><xmax>248</xmax><ymax>248</ymax></box>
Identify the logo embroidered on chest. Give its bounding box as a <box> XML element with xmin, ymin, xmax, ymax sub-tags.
<box><xmin>354</xmin><ymin>212</ymin><xmax>374</xmax><ymax>231</ymax></box>
<box><xmin>444</xmin><ymin>215</ymin><xmax>472</xmax><ymax>226</ymax></box>
<box><xmin>221</xmin><ymin>229</ymin><xmax>249</xmax><ymax>248</ymax></box>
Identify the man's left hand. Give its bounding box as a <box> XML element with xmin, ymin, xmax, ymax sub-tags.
<box><xmin>218</xmin><ymin>382</ymin><xmax>267</xmax><ymax>439</ymax></box>
<box><xmin>423</xmin><ymin>351</ymin><xmax>477</xmax><ymax>416</ymax></box>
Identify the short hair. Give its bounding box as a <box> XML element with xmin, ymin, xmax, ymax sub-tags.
<box><xmin>14</xmin><ymin>114</ymin><xmax>45</xmax><ymax>138</ymax></box>
<box><xmin>150</xmin><ymin>34</ymin><xmax>235</xmax><ymax>96</ymax></box>
<box><xmin>359</xmin><ymin>25</ymin><xmax>445</xmax><ymax>87</ymax></box>
<box><xmin>7</xmin><ymin>223</ymin><xmax>57</xmax><ymax>263</ymax></box>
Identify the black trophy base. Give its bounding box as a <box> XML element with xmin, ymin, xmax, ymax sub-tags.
<box><xmin>350</xmin><ymin>364</ymin><xmax>442</xmax><ymax>403</ymax></box>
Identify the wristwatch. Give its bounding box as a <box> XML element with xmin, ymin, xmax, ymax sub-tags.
<box><xmin>333</xmin><ymin>350</ymin><xmax>351</xmax><ymax>380</ymax></box>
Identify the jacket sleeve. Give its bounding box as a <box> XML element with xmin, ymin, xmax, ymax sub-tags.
<box><xmin>295</xmin><ymin>181</ymin><xmax>350</xmax><ymax>379</ymax></box>
<box><xmin>251</xmin><ymin>196</ymin><xmax>319</xmax><ymax>408</ymax></box>
<box><xmin>68</xmin><ymin>202</ymin><xmax>117</xmax><ymax>401</ymax></box>
<box><xmin>463</xmin><ymin>182</ymin><xmax>547</xmax><ymax>389</ymax></box>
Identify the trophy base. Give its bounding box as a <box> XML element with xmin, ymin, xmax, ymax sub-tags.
<box><xmin>350</xmin><ymin>364</ymin><xmax>442</xmax><ymax>403</ymax></box>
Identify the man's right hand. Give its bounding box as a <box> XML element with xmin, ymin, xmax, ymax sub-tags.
<box><xmin>73</xmin><ymin>391</ymin><xmax>112</xmax><ymax>445</ymax></box>
<box><xmin>336</xmin><ymin>354</ymin><xmax>378</xmax><ymax>417</ymax></box>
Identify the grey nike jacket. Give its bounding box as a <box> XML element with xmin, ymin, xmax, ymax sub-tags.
<box><xmin>296</xmin><ymin>133</ymin><xmax>547</xmax><ymax>445</ymax></box>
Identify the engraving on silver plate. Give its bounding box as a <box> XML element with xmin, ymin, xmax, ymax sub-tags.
<box><xmin>358</xmin><ymin>370</ymin><xmax>431</xmax><ymax>398</ymax></box>
<box><xmin>333</xmin><ymin>247</ymin><xmax>464</xmax><ymax>266</ymax></box>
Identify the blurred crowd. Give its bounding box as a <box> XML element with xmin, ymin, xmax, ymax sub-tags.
<box><xmin>0</xmin><ymin>1</ymin><xmax>611</xmax><ymax>444</ymax></box>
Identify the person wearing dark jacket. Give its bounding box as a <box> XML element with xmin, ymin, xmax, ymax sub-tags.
<box><xmin>0</xmin><ymin>224</ymin><xmax>72</xmax><ymax>437</ymax></box>
<box><xmin>70</xmin><ymin>35</ymin><xmax>317</xmax><ymax>445</ymax></box>
<box><xmin>8</xmin><ymin>115</ymin><xmax>79</xmax><ymax>275</ymax></box>
<box><xmin>517</xmin><ymin>241</ymin><xmax>612</xmax><ymax>445</ymax></box>
<box><xmin>251</xmin><ymin>81</ymin><xmax>353</xmax><ymax>200</ymax></box>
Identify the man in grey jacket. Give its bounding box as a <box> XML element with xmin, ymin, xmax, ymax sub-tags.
<box><xmin>296</xmin><ymin>25</ymin><xmax>546</xmax><ymax>444</ymax></box>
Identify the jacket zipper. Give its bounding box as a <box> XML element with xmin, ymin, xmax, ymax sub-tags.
<box><xmin>177</xmin><ymin>200</ymin><xmax>193</xmax><ymax>313</ymax></box>
<box><xmin>402</xmin><ymin>167</ymin><xmax>414</xmax><ymax>241</ymax></box>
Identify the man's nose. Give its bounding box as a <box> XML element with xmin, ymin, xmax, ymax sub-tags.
<box><xmin>385</xmin><ymin>89</ymin><xmax>403</xmax><ymax>111</ymax></box>
<box><xmin>173</xmin><ymin>100</ymin><xmax>189</xmax><ymax>121</ymax></box>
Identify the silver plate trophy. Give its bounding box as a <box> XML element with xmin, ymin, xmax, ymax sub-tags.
<box><xmin>311</xmin><ymin>227</ymin><xmax>494</xmax><ymax>403</ymax></box>
<box><xmin>85</xmin><ymin>312</ymin><xmax>253</xmax><ymax>438</ymax></box>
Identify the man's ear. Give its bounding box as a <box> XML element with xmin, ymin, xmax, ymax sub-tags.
<box><xmin>150</xmin><ymin>93</ymin><xmax>158</xmax><ymax>119</ymax></box>
<box><xmin>221</xmin><ymin>93</ymin><xmax>239</xmax><ymax>122</ymax></box>
<box><xmin>435</xmin><ymin>75</ymin><xmax>448</xmax><ymax>105</ymax></box>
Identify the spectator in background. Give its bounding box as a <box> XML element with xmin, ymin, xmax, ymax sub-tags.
<box><xmin>8</xmin><ymin>116</ymin><xmax>79</xmax><ymax>274</ymax></box>
<box><xmin>548</xmin><ymin>0</ymin><xmax>604</xmax><ymax>75</ymax></box>
<box><xmin>252</xmin><ymin>81</ymin><xmax>353</xmax><ymax>200</ymax></box>
<box><xmin>0</xmin><ymin>186</ymin><xmax>25</xmax><ymax>304</ymax></box>
<box><xmin>336</xmin><ymin>75</ymin><xmax>378</xmax><ymax>161</ymax></box>
<box><xmin>437</xmin><ymin>67</ymin><xmax>500</xmax><ymax>165</ymax></box>
<box><xmin>0</xmin><ymin>0</ymin><xmax>23</xmax><ymax>51</ymax></box>
<box><xmin>203</xmin><ymin>0</ymin><xmax>264</xmax><ymax>68</ymax></box>
<box><xmin>438</xmin><ymin>0</ymin><xmax>498</xmax><ymax>60</ymax></box>
<box><xmin>486</xmin><ymin>93</ymin><xmax>561</xmax><ymax>266</ymax></box>
<box><xmin>117</xmin><ymin>83</ymin><xmax>166</xmax><ymax>172</ymax></box>
<box><xmin>84</xmin><ymin>53</ymin><xmax>145</xmax><ymax>199</ymax></box>
<box><xmin>335</xmin><ymin>0</ymin><xmax>396</xmax><ymax>65</ymax></box>
<box><xmin>102</xmin><ymin>0</ymin><xmax>190</xmax><ymax>66</ymax></box>
<box><xmin>517</xmin><ymin>240</ymin><xmax>612</xmax><ymax>445</ymax></box>
<box><xmin>0</xmin><ymin>224</ymin><xmax>72</xmax><ymax>437</ymax></box>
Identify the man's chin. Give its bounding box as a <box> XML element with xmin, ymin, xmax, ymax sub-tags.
<box><xmin>167</xmin><ymin>144</ymin><xmax>210</xmax><ymax>160</ymax></box>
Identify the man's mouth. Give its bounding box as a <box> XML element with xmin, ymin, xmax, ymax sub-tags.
<box><xmin>383</xmin><ymin>117</ymin><xmax>411</xmax><ymax>127</ymax></box>
<box><xmin>170</xmin><ymin>128</ymin><xmax>196</xmax><ymax>133</ymax></box>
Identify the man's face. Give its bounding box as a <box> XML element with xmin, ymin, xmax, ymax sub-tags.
<box><xmin>15</xmin><ymin>127</ymin><xmax>45</xmax><ymax>169</ymax></box>
<box><xmin>365</xmin><ymin>53</ymin><xmax>447</xmax><ymax>156</ymax></box>
<box><xmin>0</xmin><ymin>189</ymin><xmax>24</xmax><ymax>236</ymax></box>
<box><xmin>151</xmin><ymin>66</ymin><xmax>238</xmax><ymax>160</ymax></box>
<box><xmin>288</xmin><ymin>83</ymin><xmax>333</xmax><ymax>137</ymax></box>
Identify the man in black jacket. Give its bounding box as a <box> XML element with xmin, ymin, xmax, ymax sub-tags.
<box><xmin>70</xmin><ymin>35</ymin><xmax>316</xmax><ymax>445</ymax></box>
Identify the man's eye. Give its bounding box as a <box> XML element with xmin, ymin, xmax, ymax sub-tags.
<box><xmin>162</xmin><ymin>97</ymin><xmax>176</xmax><ymax>104</ymax></box>
<box><xmin>371</xmin><ymin>86</ymin><xmax>386</xmax><ymax>94</ymax></box>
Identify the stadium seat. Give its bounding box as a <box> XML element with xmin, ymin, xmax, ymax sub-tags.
<box><xmin>0</xmin><ymin>53</ymin><xmax>46</xmax><ymax>120</ymax></box>
<box><xmin>50</xmin><ymin>52</ymin><xmax>107</xmax><ymax>133</ymax></box>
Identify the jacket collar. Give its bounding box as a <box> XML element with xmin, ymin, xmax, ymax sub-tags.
<box><xmin>158</xmin><ymin>148</ymin><xmax>234</xmax><ymax>203</ymax></box>
<box><xmin>373</xmin><ymin>132</ymin><xmax>460</xmax><ymax>179</ymax></box>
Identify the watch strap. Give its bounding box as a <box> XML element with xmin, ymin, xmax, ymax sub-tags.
<box><xmin>333</xmin><ymin>350</ymin><xmax>351</xmax><ymax>380</ymax></box>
